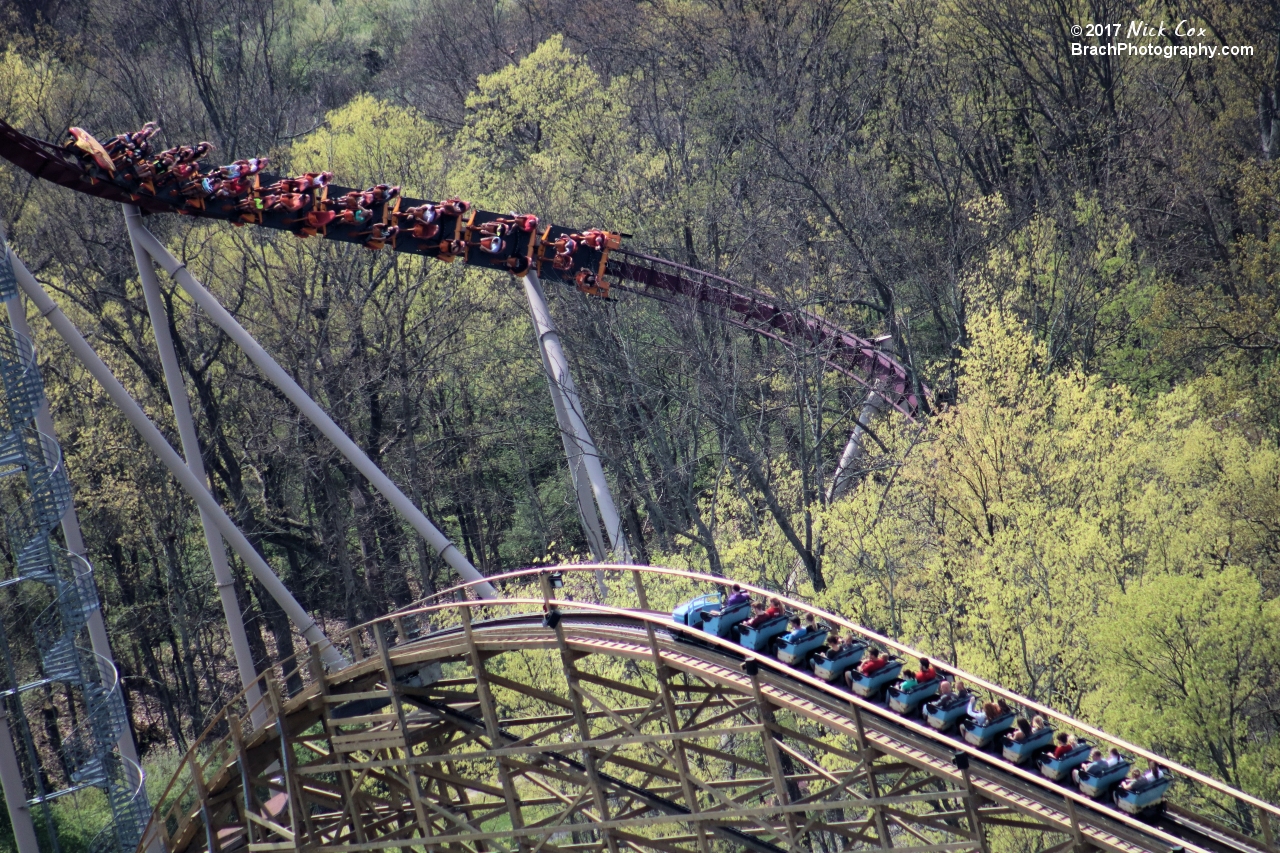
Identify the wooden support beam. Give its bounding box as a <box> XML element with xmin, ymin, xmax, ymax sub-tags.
<box><xmin>745</xmin><ymin>661</ymin><xmax>802</xmax><ymax>849</ymax></box>
<box><xmin>310</xmin><ymin>645</ymin><xmax>370</xmax><ymax>846</ymax></box>
<box><xmin>632</xmin><ymin>569</ymin><xmax>709</xmax><ymax>853</ymax></box>
<box><xmin>957</xmin><ymin>758</ymin><xmax>989</xmax><ymax>853</ymax></box>
<box><xmin>461</xmin><ymin>604</ymin><xmax>533</xmax><ymax>852</ymax></box>
<box><xmin>373</xmin><ymin>623</ymin><xmax>448</xmax><ymax>850</ymax></box>
<box><xmin>852</xmin><ymin>702</ymin><xmax>895</xmax><ymax>850</ymax></box>
<box><xmin>543</xmin><ymin>575</ymin><xmax>622</xmax><ymax>853</ymax></box>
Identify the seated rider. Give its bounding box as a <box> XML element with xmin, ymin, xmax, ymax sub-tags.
<box><xmin>478</xmin><ymin>235</ymin><xmax>505</xmax><ymax>254</ymax></box>
<box><xmin>1073</xmin><ymin>749</ymin><xmax>1108</xmax><ymax>783</ymax></box>
<box><xmin>555</xmin><ymin>235</ymin><xmax>578</xmax><ymax>259</ymax></box>
<box><xmin>1120</xmin><ymin>761</ymin><xmax>1164</xmax><ymax>790</ymax></box>
<box><xmin>477</xmin><ymin>220</ymin><xmax>510</xmax><ymax>237</ymax></box>
<box><xmin>576</xmin><ymin>229</ymin><xmax>607</xmax><ymax>251</ymax></box>
<box><xmin>930</xmin><ymin>679</ymin><xmax>965</xmax><ymax>711</ymax></box>
<box><xmin>965</xmin><ymin>695</ymin><xmax>999</xmax><ymax>727</ymax></box>
<box><xmin>575</xmin><ymin>270</ymin><xmax>601</xmax><ymax>292</ymax></box>
<box><xmin>899</xmin><ymin>656</ymin><xmax>937</xmax><ymax>691</ymax></box>
<box><xmin>438</xmin><ymin>197</ymin><xmax>469</xmax><ymax>216</ymax></box>
<box><xmin>780</xmin><ymin>616</ymin><xmax>808</xmax><ymax>644</ymax></box>
<box><xmin>709</xmin><ymin>583</ymin><xmax>750</xmax><ymax>617</ymax></box>
<box><xmin>403</xmin><ymin>204</ymin><xmax>438</xmax><ymax>225</ymax></box>
<box><xmin>1049</xmin><ymin>732</ymin><xmax>1073</xmax><ymax>760</ymax></box>
<box><xmin>743</xmin><ymin>597</ymin><xmax>783</xmax><ymax>628</ymax></box>
<box><xmin>1031</xmin><ymin>715</ymin><xmax>1048</xmax><ymax>732</ymax></box>
<box><xmin>438</xmin><ymin>238</ymin><xmax>468</xmax><ymax>260</ymax></box>
<box><xmin>506</xmin><ymin>254</ymin><xmax>532</xmax><ymax>276</ymax></box>
<box><xmin>814</xmin><ymin>633</ymin><xmax>841</xmax><ymax>663</ymax></box>
<box><xmin>362</xmin><ymin>223</ymin><xmax>399</xmax><ymax>250</ymax></box>
<box><xmin>858</xmin><ymin>648</ymin><xmax>889</xmax><ymax>676</ymax></box>
<box><xmin>1007</xmin><ymin>717</ymin><xmax>1033</xmax><ymax>743</ymax></box>
<box><xmin>915</xmin><ymin>657</ymin><xmax>938</xmax><ymax>683</ymax></box>
<box><xmin>336</xmin><ymin>205</ymin><xmax>374</xmax><ymax>226</ymax></box>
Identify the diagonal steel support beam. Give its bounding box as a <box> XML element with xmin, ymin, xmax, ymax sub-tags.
<box><xmin>523</xmin><ymin>272</ymin><xmax>629</xmax><ymax>565</ymax></box>
<box><xmin>123</xmin><ymin>205</ymin><xmax>265</xmax><ymax>722</ymax></box>
<box><xmin>7</xmin><ymin>250</ymin><xmax>345</xmax><ymax>669</ymax></box>
<box><xmin>129</xmin><ymin>225</ymin><xmax>496</xmax><ymax>598</ymax></box>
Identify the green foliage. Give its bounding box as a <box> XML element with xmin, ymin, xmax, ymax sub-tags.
<box><xmin>287</xmin><ymin>94</ymin><xmax>446</xmax><ymax>194</ymax></box>
<box><xmin>1089</xmin><ymin>569</ymin><xmax>1280</xmax><ymax>803</ymax></box>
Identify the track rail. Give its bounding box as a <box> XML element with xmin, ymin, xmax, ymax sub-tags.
<box><xmin>139</xmin><ymin>566</ymin><xmax>1278</xmax><ymax>853</ymax></box>
<box><xmin>0</xmin><ymin>119</ymin><xmax>925</xmax><ymax>416</ymax></box>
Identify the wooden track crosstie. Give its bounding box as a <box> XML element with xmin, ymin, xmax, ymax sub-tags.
<box><xmin>140</xmin><ymin>567</ymin><xmax>1280</xmax><ymax>853</ymax></box>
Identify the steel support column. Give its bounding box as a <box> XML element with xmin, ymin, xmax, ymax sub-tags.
<box><xmin>829</xmin><ymin>384</ymin><xmax>888</xmax><ymax>502</ymax></box>
<box><xmin>130</xmin><ymin>226</ymin><xmax>496</xmax><ymax>598</ymax></box>
<box><xmin>124</xmin><ymin>206</ymin><xmax>265</xmax><ymax>722</ymax></box>
<box><xmin>7</xmin><ymin>251</ymin><xmax>345</xmax><ymax>669</ymax></box>
<box><xmin>522</xmin><ymin>272</ymin><xmax>630</xmax><ymax>563</ymax></box>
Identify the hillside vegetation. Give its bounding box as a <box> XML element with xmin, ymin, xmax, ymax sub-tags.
<box><xmin>0</xmin><ymin>0</ymin><xmax>1276</xmax><ymax>834</ymax></box>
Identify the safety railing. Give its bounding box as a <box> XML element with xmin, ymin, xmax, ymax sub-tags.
<box><xmin>142</xmin><ymin>565</ymin><xmax>1278</xmax><ymax>853</ymax></box>
<box><xmin>0</xmin><ymin>240</ymin><xmax>149</xmax><ymax>853</ymax></box>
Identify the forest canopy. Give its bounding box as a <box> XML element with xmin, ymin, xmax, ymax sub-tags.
<box><xmin>0</xmin><ymin>0</ymin><xmax>1277</xmax><ymax>828</ymax></box>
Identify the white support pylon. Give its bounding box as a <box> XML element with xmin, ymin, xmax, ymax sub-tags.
<box><xmin>828</xmin><ymin>385</ymin><xmax>888</xmax><ymax>502</ymax></box>
<box><xmin>8</xmin><ymin>250</ymin><xmax>346</xmax><ymax>670</ymax></box>
<box><xmin>522</xmin><ymin>272</ymin><xmax>631</xmax><ymax>563</ymax></box>
<box><xmin>123</xmin><ymin>207</ymin><xmax>266</xmax><ymax>724</ymax></box>
<box><xmin>130</xmin><ymin>226</ymin><xmax>498</xmax><ymax>599</ymax></box>
<box><xmin>539</xmin><ymin>337</ymin><xmax>609</xmax><ymax>562</ymax></box>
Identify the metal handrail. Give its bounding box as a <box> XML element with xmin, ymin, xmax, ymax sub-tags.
<box><xmin>417</xmin><ymin>565</ymin><xmax>1280</xmax><ymax>822</ymax></box>
<box><xmin>0</xmin><ymin>244</ymin><xmax>148</xmax><ymax>853</ymax></box>
<box><xmin>141</xmin><ymin>569</ymin><xmax>1277</xmax><ymax>853</ymax></box>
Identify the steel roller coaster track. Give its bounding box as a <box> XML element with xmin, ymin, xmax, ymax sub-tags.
<box><xmin>7</xmin><ymin>121</ymin><xmax>1275</xmax><ymax>853</ymax></box>
<box><xmin>138</xmin><ymin>565</ymin><xmax>1278</xmax><ymax>853</ymax></box>
<box><xmin>0</xmin><ymin>119</ymin><xmax>925</xmax><ymax>418</ymax></box>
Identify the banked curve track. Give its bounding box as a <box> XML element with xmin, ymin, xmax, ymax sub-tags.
<box><xmin>142</xmin><ymin>566</ymin><xmax>1279</xmax><ymax>853</ymax></box>
<box><xmin>0</xmin><ymin>118</ymin><xmax>925</xmax><ymax>417</ymax></box>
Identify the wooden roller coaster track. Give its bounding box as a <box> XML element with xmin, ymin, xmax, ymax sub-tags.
<box><xmin>142</xmin><ymin>566</ymin><xmax>1279</xmax><ymax>853</ymax></box>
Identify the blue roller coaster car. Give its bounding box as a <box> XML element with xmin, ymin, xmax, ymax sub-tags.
<box><xmin>1114</xmin><ymin>774</ymin><xmax>1173</xmax><ymax>816</ymax></box>
<box><xmin>672</xmin><ymin>594</ymin><xmax>752</xmax><ymax>639</ymax></box>
<box><xmin>1078</xmin><ymin>758</ymin><xmax>1132</xmax><ymax>798</ymax></box>
<box><xmin>961</xmin><ymin>712</ymin><xmax>1016</xmax><ymax>748</ymax></box>
<box><xmin>887</xmin><ymin>677</ymin><xmax>940</xmax><ymax>715</ymax></box>
<box><xmin>737</xmin><ymin>614</ymin><xmax>791</xmax><ymax>652</ymax></box>
<box><xmin>1037</xmin><ymin>741</ymin><xmax>1093</xmax><ymax>781</ymax></box>
<box><xmin>1001</xmin><ymin>727</ymin><xmax>1055</xmax><ymax>764</ymax></box>
<box><xmin>923</xmin><ymin>694</ymin><xmax>970</xmax><ymax>732</ymax></box>
<box><xmin>776</xmin><ymin>629</ymin><xmax>829</xmax><ymax>665</ymax></box>
<box><xmin>847</xmin><ymin>658</ymin><xmax>904</xmax><ymax>698</ymax></box>
<box><xmin>812</xmin><ymin>642</ymin><xmax>866</xmax><ymax>683</ymax></box>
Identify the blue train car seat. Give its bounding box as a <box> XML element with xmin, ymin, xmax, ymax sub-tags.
<box><xmin>738</xmin><ymin>614</ymin><xmax>790</xmax><ymax>652</ymax></box>
<box><xmin>961</xmin><ymin>711</ymin><xmax>1016</xmax><ymax>748</ymax></box>
<box><xmin>847</xmin><ymin>658</ymin><xmax>904</xmax><ymax>698</ymax></box>
<box><xmin>813</xmin><ymin>642</ymin><xmax>866</xmax><ymax>682</ymax></box>
<box><xmin>887</xmin><ymin>678</ymin><xmax>941</xmax><ymax>714</ymax></box>
<box><xmin>924</xmin><ymin>693</ymin><xmax>970</xmax><ymax>731</ymax></box>
<box><xmin>1078</xmin><ymin>759</ymin><xmax>1132</xmax><ymax>798</ymax></box>
<box><xmin>776</xmin><ymin>629</ymin><xmax>829</xmax><ymax>665</ymax></box>
<box><xmin>1001</xmin><ymin>727</ymin><xmax>1055</xmax><ymax>764</ymax></box>
<box><xmin>1114</xmin><ymin>774</ymin><xmax>1173</xmax><ymax>815</ymax></box>
<box><xmin>1038</xmin><ymin>742</ymin><xmax>1093</xmax><ymax>781</ymax></box>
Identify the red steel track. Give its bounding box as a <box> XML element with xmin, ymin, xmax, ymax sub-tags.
<box><xmin>0</xmin><ymin>119</ymin><xmax>926</xmax><ymax>416</ymax></box>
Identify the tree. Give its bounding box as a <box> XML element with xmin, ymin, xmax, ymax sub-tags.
<box><xmin>1089</xmin><ymin>568</ymin><xmax>1280</xmax><ymax>812</ymax></box>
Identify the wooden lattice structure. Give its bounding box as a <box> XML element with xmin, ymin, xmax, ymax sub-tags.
<box><xmin>141</xmin><ymin>567</ymin><xmax>1279</xmax><ymax>853</ymax></box>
